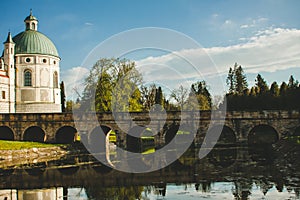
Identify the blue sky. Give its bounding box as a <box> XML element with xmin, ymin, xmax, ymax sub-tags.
<box><xmin>1</xmin><ymin>0</ymin><xmax>300</xmax><ymax>99</ymax></box>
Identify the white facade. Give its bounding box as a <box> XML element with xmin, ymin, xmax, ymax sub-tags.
<box><xmin>0</xmin><ymin>11</ymin><xmax>61</xmax><ymax>113</ymax></box>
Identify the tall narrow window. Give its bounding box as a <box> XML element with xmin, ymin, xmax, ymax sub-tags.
<box><xmin>2</xmin><ymin>91</ymin><xmax>5</xmax><ymax>99</ymax></box>
<box><xmin>24</xmin><ymin>70</ymin><xmax>32</xmax><ymax>86</ymax></box>
<box><xmin>53</xmin><ymin>71</ymin><xmax>58</xmax><ymax>88</ymax></box>
<box><xmin>32</xmin><ymin>22</ymin><xmax>35</xmax><ymax>30</ymax></box>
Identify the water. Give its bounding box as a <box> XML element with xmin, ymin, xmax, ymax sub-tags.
<box><xmin>0</xmin><ymin>143</ymin><xmax>300</xmax><ymax>200</ymax></box>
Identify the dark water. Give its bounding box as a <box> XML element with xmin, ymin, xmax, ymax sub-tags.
<box><xmin>0</xmin><ymin>143</ymin><xmax>300</xmax><ymax>200</ymax></box>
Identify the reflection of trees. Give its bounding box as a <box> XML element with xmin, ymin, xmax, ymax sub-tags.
<box><xmin>85</xmin><ymin>185</ymin><xmax>143</xmax><ymax>200</ymax></box>
<box><xmin>248</xmin><ymin>145</ymin><xmax>276</xmax><ymax>165</ymax></box>
<box><xmin>232</xmin><ymin>180</ymin><xmax>252</xmax><ymax>200</ymax></box>
<box><xmin>254</xmin><ymin>179</ymin><xmax>273</xmax><ymax>196</ymax></box>
<box><xmin>178</xmin><ymin>147</ymin><xmax>196</xmax><ymax>166</ymax></box>
<box><xmin>195</xmin><ymin>181</ymin><xmax>212</xmax><ymax>193</ymax></box>
<box><xmin>208</xmin><ymin>147</ymin><xmax>237</xmax><ymax>168</ymax></box>
<box><xmin>295</xmin><ymin>188</ymin><xmax>300</xmax><ymax>199</ymax></box>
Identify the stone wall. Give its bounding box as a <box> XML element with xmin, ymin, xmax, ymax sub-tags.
<box><xmin>0</xmin><ymin>110</ymin><xmax>299</xmax><ymax>144</ymax></box>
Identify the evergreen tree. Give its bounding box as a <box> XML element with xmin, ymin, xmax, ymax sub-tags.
<box><xmin>234</xmin><ymin>64</ymin><xmax>248</xmax><ymax>95</ymax></box>
<box><xmin>226</xmin><ymin>63</ymin><xmax>248</xmax><ymax>95</ymax></box>
<box><xmin>226</xmin><ymin>67</ymin><xmax>235</xmax><ymax>94</ymax></box>
<box><xmin>60</xmin><ymin>81</ymin><xmax>66</xmax><ymax>112</ymax></box>
<box><xmin>255</xmin><ymin>74</ymin><xmax>269</xmax><ymax>95</ymax></box>
<box><xmin>288</xmin><ymin>75</ymin><xmax>298</xmax><ymax>89</ymax></box>
<box><xmin>155</xmin><ymin>86</ymin><xmax>164</xmax><ymax>106</ymax></box>
<box><xmin>279</xmin><ymin>82</ymin><xmax>288</xmax><ymax>96</ymax></box>
<box><xmin>270</xmin><ymin>82</ymin><xmax>279</xmax><ymax>96</ymax></box>
<box><xmin>249</xmin><ymin>86</ymin><xmax>257</xmax><ymax>96</ymax></box>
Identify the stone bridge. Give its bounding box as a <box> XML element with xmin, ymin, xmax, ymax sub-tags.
<box><xmin>0</xmin><ymin>110</ymin><xmax>299</xmax><ymax>145</ymax></box>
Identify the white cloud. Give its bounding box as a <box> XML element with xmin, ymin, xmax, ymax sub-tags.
<box><xmin>85</xmin><ymin>22</ymin><xmax>94</xmax><ymax>26</ymax></box>
<box><xmin>61</xmin><ymin>28</ymin><xmax>300</xmax><ymax>98</ymax></box>
<box><xmin>224</xmin><ymin>20</ymin><xmax>232</xmax><ymax>25</ymax></box>
<box><xmin>240</xmin><ymin>24</ymin><xmax>249</xmax><ymax>29</ymax></box>
<box><xmin>240</xmin><ymin>17</ymin><xmax>268</xmax><ymax>29</ymax></box>
<box><xmin>61</xmin><ymin>66</ymin><xmax>89</xmax><ymax>100</ymax></box>
<box><xmin>212</xmin><ymin>13</ymin><xmax>219</xmax><ymax>18</ymax></box>
<box><xmin>135</xmin><ymin>27</ymin><xmax>300</xmax><ymax>95</ymax></box>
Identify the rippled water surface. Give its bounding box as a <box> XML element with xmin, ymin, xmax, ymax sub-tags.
<box><xmin>0</xmin><ymin>143</ymin><xmax>300</xmax><ymax>200</ymax></box>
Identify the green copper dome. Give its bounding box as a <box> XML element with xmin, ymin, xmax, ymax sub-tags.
<box><xmin>13</xmin><ymin>30</ymin><xmax>59</xmax><ymax>58</ymax></box>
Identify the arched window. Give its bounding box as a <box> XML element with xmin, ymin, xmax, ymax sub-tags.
<box><xmin>32</xmin><ymin>22</ymin><xmax>35</xmax><ymax>30</ymax></box>
<box><xmin>24</xmin><ymin>70</ymin><xmax>32</xmax><ymax>86</ymax></box>
<box><xmin>53</xmin><ymin>71</ymin><xmax>58</xmax><ymax>88</ymax></box>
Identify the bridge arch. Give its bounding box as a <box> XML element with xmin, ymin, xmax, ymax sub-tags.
<box><xmin>92</xmin><ymin>164</ymin><xmax>113</xmax><ymax>174</ymax></box>
<box><xmin>164</xmin><ymin>124</ymin><xmax>195</xmax><ymax>146</ymax></box>
<box><xmin>25</xmin><ymin>163</ymin><xmax>46</xmax><ymax>176</ymax></box>
<box><xmin>0</xmin><ymin>126</ymin><xmax>14</xmax><ymax>140</ymax></box>
<box><xmin>126</xmin><ymin>126</ymin><xmax>155</xmax><ymax>153</ymax></box>
<box><xmin>207</xmin><ymin>125</ymin><xmax>236</xmax><ymax>145</ymax></box>
<box><xmin>89</xmin><ymin>125</ymin><xmax>115</xmax><ymax>152</ymax></box>
<box><xmin>165</xmin><ymin>124</ymin><xmax>179</xmax><ymax>145</ymax></box>
<box><xmin>23</xmin><ymin>126</ymin><xmax>46</xmax><ymax>142</ymax></box>
<box><xmin>248</xmin><ymin>124</ymin><xmax>279</xmax><ymax>145</ymax></box>
<box><xmin>55</xmin><ymin>126</ymin><xmax>78</xmax><ymax>144</ymax></box>
<box><xmin>58</xmin><ymin>166</ymin><xmax>79</xmax><ymax>176</ymax></box>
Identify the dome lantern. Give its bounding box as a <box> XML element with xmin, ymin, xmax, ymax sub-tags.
<box><xmin>24</xmin><ymin>9</ymin><xmax>38</xmax><ymax>31</ymax></box>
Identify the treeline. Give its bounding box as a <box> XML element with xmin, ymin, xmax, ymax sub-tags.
<box><xmin>66</xmin><ymin>58</ymin><xmax>212</xmax><ymax>112</ymax></box>
<box><xmin>65</xmin><ymin>59</ymin><xmax>300</xmax><ymax>112</ymax></box>
<box><xmin>222</xmin><ymin>63</ymin><xmax>300</xmax><ymax>110</ymax></box>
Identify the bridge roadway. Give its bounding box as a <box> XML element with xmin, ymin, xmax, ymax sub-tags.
<box><xmin>0</xmin><ymin>110</ymin><xmax>299</xmax><ymax>145</ymax></box>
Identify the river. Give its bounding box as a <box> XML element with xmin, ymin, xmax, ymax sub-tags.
<box><xmin>0</xmin><ymin>142</ymin><xmax>299</xmax><ymax>199</ymax></box>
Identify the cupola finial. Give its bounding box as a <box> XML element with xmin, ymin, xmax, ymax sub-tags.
<box><xmin>24</xmin><ymin>9</ymin><xmax>38</xmax><ymax>31</ymax></box>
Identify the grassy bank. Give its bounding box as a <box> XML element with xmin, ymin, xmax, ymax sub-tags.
<box><xmin>0</xmin><ymin>140</ymin><xmax>64</xmax><ymax>150</ymax></box>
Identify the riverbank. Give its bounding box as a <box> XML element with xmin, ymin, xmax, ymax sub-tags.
<box><xmin>0</xmin><ymin>140</ymin><xmax>71</xmax><ymax>168</ymax></box>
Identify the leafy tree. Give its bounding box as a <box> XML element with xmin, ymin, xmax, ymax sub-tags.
<box><xmin>140</xmin><ymin>84</ymin><xmax>156</xmax><ymax>111</ymax></box>
<box><xmin>65</xmin><ymin>99</ymin><xmax>80</xmax><ymax>112</ymax></box>
<box><xmin>189</xmin><ymin>81</ymin><xmax>212</xmax><ymax>110</ymax></box>
<box><xmin>81</xmin><ymin>58</ymin><xmax>143</xmax><ymax>112</ymax></box>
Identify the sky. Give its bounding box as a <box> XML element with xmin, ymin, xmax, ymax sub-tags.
<box><xmin>1</xmin><ymin>0</ymin><xmax>300</xmax><ymax>100</ymax></box>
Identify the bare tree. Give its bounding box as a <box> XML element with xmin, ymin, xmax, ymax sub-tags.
<box><xmin>170</xmin><ymin>85</ymin><xmax>189</xmax><ymax>109</ymax></box>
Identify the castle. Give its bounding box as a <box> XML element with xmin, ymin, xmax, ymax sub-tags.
<box><xmin>0</xmin><ymin>11</ymin><xmax>61</xmax><ymax>113</ymax></box>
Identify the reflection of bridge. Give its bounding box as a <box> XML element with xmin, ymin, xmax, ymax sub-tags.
<box><xmin>0</xmin><ymin>146</ymin><xmax>299</xmax><ymax>199</ymax></box>
<box><xmin>0</xmin><ymin>110</ymin><xmax>299</xmax><ymax>145</ymax></box>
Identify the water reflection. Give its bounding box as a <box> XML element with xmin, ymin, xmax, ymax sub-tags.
<box><xmin>0</xmin><ymin>141</ymin><xmax>300</xmax><ymax>199</ymax></box>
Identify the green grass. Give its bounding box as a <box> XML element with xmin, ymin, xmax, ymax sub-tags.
<box><xmin>0</xmin><ymin>140</ymin><xmax>63</xmax><ymax>150</ymax></box>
